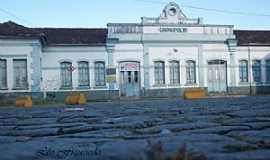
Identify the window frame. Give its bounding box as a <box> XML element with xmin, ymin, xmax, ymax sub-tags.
<box><xmin>239</xmin><ymin>60</ymin><xmax>249</xmax><ymax>83</ymax></box>
<box><xmin>94</xmin><ymin>61</ymin><xmax>106</xmax><ymax>87</ymax></box>
<box><xmin>78</xmin><ymin>61</ymin><xmax>90</xmax><ymax>87</ymax></box>
<box><xmin>186</xmin><ymin>60</ymin><xmax>196</xmax><ymax>85</ymax></box>
<box><xmin>60</xmin><ymin>61</ymin><xmax>73</xmax><ymax>88</ymax></box>
<box><xmin>266</xmin><ymin>60</ymin><xmax>270</xmax><ymax>83</ymax></box>
<box><xmin>154</xmin><ymin>61</ymin><xmax>165</xmax><ymax>85</ymax></box>
<box><xmin>169</xmin><ymin>60</ymin><xmax>180</xmax><ymax>85</ymax></box>
<box><xmin>13</xmin><ymin>59</ymin><xmax>28</xmax><ymax>90</ymax></box>
<box><xmin>0</xmin><ymin>59</ymin><xmax>7</xmax><ymax>89</ymax></box>
<box><xmin>252</xmin><ymin>60</ymin><xmax>261</xmax><ymax>83</ymax></box>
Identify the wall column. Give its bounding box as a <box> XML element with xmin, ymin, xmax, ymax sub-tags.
<box><xmin>6</xmin><ymin>58</ymin><xmax>13</xmax><ymax>91</ymax></box>
<box><xmin>90</xmin><ymin>62</ymin><xmax>95</xmax><ymax>88</ymax></box>
<box><xmin>143</xmin><ymin>45</ymin><xmax>150</xmax><ymax>89</ymax></box>
<box><xmin>106</xmin><ymin>39</ymin><xmax>117</xmax><ymax>90</ymax></box>
<box><xmin>30</xmin><ymin>42</ymin><xmax>42</xmax><ymax>92</ymax></box>
<box><xmin>227</xmin><ymin>39</ymin><xmax>237</xmax><ymax>87</ymax></box>
<box><xmin>72</xmin><ymin>62</ymin><xmax>78</xmax><ymax>89</ymax></box>
<box><xmin>198</xmin><ymin>45</ymin><xmax>205</xmax><ymax>87</ymax></box>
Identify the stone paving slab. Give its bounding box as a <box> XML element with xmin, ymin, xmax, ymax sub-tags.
<box><xmin>208</xmin><ymin>149</ymin><xmax>270</xmax><ymax>160</ymax></box>
<box><xmin>0</xmin><ymin>95</ymin><xmax>270</xmax><ymax>160</ymax></box>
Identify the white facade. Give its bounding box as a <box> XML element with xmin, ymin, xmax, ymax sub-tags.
<box><xmin>0</xmin><ymin>39</ymin><xmax>42</xmax><ymax>93</ymax></box>
<box><xmin>41</xmin><ymin>46</ymin><xmax>108</xmax><ymax>91</ymax></box>
<box><xmin>1</xmin><ymin>2</ymin><xmax>270</xmax><ymax>99</ymax></box>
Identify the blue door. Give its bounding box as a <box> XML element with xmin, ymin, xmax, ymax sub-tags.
<box><xmin>119</xmin><ymin>62</ymin><xmax>140</xmax><ymax>97</ymax></box>
<box><xmin>120</xmin><ymin>71</ymin><xmax>140</xmax><ymax>97</ymax></box>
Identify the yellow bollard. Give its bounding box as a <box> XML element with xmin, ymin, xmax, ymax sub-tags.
<box><xmin>78</xmin><ymin>93</ymin><xmax>87</xmax><ymax>105</ymax></box>
<box><xmin>65</xmin><ymin>93</ymin><xmax>87</xmax><ymax>105</ymax></box>
<box><xmin>184</xmin><ymin>88</ymin><xmax>206</xmax><ymax>100</ymax></box>
<box><xmin>16</xmin><ymin>96</ymin><xmax>33</xmax><ymax>107</ymax></box>
<box><xmin>64</xmin><ymin>96</ymin><xmax>71</xmax><ymax>105</ymax></box>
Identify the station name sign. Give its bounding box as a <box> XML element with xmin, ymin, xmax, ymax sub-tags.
<box><xmin>159</xmin><ymin>27</ymin><xmax>188</xmax><ymax>33</ymax></box>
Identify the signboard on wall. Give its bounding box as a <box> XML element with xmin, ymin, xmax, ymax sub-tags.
<box><xmin>159</xmin><ymin>27</ymin><xmax>188</xmax><ymax>33</ymax></box>
<box><xmin>106</xmin><ymin>68</ymin><xmax>116</xmax><ymax>83</ymax></box>
<box><xmin>119</xmin><ymin>62</ymin><xmax>140</xmax><ymax>71</ymax></box>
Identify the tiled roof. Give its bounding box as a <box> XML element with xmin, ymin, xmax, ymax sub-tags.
<box><xmin>0</xmin><ymin>21</ymin><xmax>42</xmax><ymax>39</ymax></box>
<box><xmin>36</xmin><ymin>28</ymin><xmax>107</xmax><ymax>46</ymax></box>
<box><xmin>234</xmin><ymin>30</ymin><xmax>270</xmax><ymax>46</ymax></box>
<box><xmin>0</xmin><ymin>21</ymin><xmax>107</xmax><ymax>46</ymax></box>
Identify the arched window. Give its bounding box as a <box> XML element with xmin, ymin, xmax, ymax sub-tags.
<box><xmin>252</xmin><ymin>60</ymin><xmax>261</xmax><ymax>83</ymax></box>
<box><xmin>266</xmin><ymin>60</ymin><xmax>270</xmax><ymax>82</ymax></box>
<box><xmin>154</xmin><ymin>61</ymin><xmax>165</xmax><ymax>85</ymax></box>
<box><xmin>95</xmin><ymin>61</ymin><xmax>105</xmax><ymax>86</ymax></box>
<box><xmin>60</xmin><ymin>61</ymin><xmax>72</xmax><ymax>88</ymax></box>
<box><xmin>169</xmin><ymin>61</ymin><xmax>180</xmax><ymax>84</ymax></box>
<box><xmin>0</xmin><ymin>59</ymin><xmax>7</xmax><ymax>89</ymax></box>
<box><xmin>239</xmin><ymin>60</ymin><xmax>248</xmax><ymax>82</ymax></box>
<box><xmin>186</xmin><ymin>60</ymin><xmax>196</xmax><ymax>84</ymax></box>
<box><xmin>78</xmin><ymin>61</ymin><xmax>89</xmax><ymax>87</ymax></box>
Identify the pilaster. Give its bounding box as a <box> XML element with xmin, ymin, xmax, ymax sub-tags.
<box><xmin>106</xmin><ymin>39</ymin><xmax>117</xmax><ymax>90</ymax></box>
<box><xmin>198</xmin><ymin>45</ymin><xmax>205</xmax><ymax>87</ymax></box>
<box><xmin>30</xmin><ymin>43</ymin><xmax>42</xmax><ymax>92</ymax></box>
<box><xmin>227</xmin><ymin>39</ymin><xmax>237</xmax><ymax>87</ymax></box>
<box><xmin>143</xmin><ymin>45</ymin><xmax>150</xmax><ymax>89</ymax></box>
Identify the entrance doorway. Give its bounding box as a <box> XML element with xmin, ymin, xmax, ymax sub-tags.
<box><xmin>119</xmin><ymin>62</ymin><xmax>140</xmax><ymax>97</ymax></box>
<box><xmin>207</xmin><ymin>60</ymin><xmax>227</xmax><ymax>93</ymax></box>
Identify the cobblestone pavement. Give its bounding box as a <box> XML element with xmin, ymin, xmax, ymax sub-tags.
<box><xmin>0</xmin><ymin>96</ymin><xmax>270</xmax><ymax>160</ymax></box>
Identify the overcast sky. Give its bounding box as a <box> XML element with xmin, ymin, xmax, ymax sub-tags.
<box><xmin>0</xmin><ymin>0</ymin><xmax>270</xmax><ymax>30</ymax></box>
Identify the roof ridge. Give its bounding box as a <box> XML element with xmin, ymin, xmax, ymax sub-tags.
<box><xmin>34</xmin><ymin>27</ymin><xmax>107</xmax><ymax>30</ymax></box>
<box><xmin>234</xmin><ymin>29</ymin><xmax>270</xmax><ymax>32</ymax></box>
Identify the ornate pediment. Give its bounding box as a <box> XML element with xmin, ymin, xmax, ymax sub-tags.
<box><xmin>160</xmin><ymin>2</ymin><xmax>186</xmax><ymax>19</ymax></box>
<box><xmin>141</xmin><ymin>2</ymin><xmax>202</xmax><ymax>25</ymax></box>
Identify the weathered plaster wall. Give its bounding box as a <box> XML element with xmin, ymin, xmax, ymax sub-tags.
<box><xmin>0</xmin><ymin>39</ymin><xmax>42</xmax><ymax>93</ymax></box>
<box><xmin>41</xmin><ymin>46</ymin><xmax>108</xmax><ymax>91</ymax></box>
